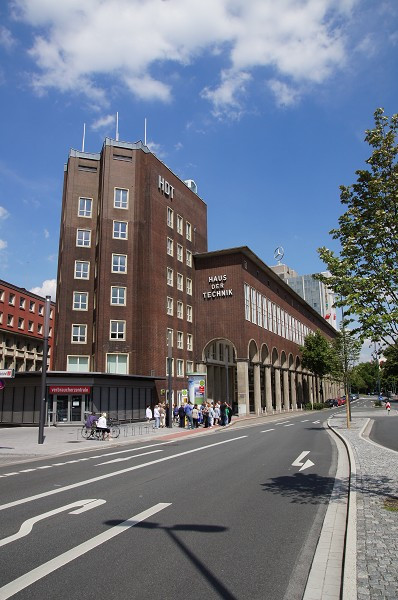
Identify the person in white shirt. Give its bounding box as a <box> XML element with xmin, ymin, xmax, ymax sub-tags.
<box><xmin>153</xmin><ymin>405</ymin><xmax>160</xmax><ymax>428</ymax></box>
<box><xmin>96</xmin><ymin>413</ymin><xmax>110</xmax><ymax>440</ymax></box>
<box><xmin>146</xmin><ymin>406</ymin><xmax>153</xmax><ymax>423</ymax></box>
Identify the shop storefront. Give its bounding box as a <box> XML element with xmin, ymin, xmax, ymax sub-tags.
<box><xmin>48</xmin><ymin>385</ymin><xmax>91</xmax><ymax>424</ymax></box>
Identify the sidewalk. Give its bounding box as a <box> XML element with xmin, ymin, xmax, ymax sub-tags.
<box><xmin>329</xmin><ymin>409</ymin><xmax>398</xmax><ymax>600</ymax></box>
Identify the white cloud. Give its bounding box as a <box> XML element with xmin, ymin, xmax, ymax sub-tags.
<box><xmin>0</xmin><ymin>26</ymin><xmax>16</xmax><ymax>50</ymax></box>
<box><xmin>268</xmin><ymin>79</ymin><xmax>301</xmax><ymax>107</ymax></box>
<box><xmin>12</xmin><ymin>0</ymin><xmax>360</xmax><ymax>112</ymax></box>
<box><xmin>91</xmin><ymin>114</ymin><xmax>115</xmax><ymax>131</ymax></box>
<box><xmin>30</xmin><ymin>278</ymin><xmax>57</xmax><ymax>300</ymax></box>
<box><xmin>0</xmin><ymin>239</ymin><xmax>7</xmax><ymax>251</ymax></box>
<box><xmin>0</xmin><ymin>206</ymin><xmax>10</xmax><ymax>220</ymax></box>
<box><xmin>44</xmin><ymin>228</ymin><xmax>49</xmax><ymax>238</ymax></box>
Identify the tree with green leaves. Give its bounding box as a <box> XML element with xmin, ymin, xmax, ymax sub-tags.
<box><xmin>300</xmin><ymin>330</ymin><xmax>339</xmax><ymax>401</ymax></box>
<box><xmin>317</xmin><ymin>108</ymin><xmax>398</xmax><ymax>348</ymax></box>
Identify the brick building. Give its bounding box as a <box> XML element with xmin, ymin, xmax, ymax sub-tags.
<box><xmin>0</xmin><ymin>280</ymin><xmax>55</xmax><ymax>372</ymax></box>
<box><xmin>53</xmin><ymin>137</ymin><xmax>340</xmax><ymax>421</ymax></box>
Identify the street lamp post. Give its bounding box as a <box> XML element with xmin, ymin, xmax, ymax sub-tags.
<box><xmin>38</xmin><ymin>296</ymin><xmax>51</xmax><ymax>445</ymax></box>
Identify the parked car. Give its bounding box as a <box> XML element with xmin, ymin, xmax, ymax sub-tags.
<box><xmin>327</xmin><ymin>398</ymin><xmax>338</xmax><ymax>407</ymax></box>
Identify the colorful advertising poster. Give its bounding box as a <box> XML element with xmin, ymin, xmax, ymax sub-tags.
<box><xmin>188</xmin><ymin>374</ymin><xmax>206</xmax><ymax>405</ymax></box>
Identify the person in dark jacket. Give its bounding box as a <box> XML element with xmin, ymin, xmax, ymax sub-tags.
<box><xmin>178</xmin><ymin>404</ymin><xmax>186</xmax><ymax>428</ymax></box>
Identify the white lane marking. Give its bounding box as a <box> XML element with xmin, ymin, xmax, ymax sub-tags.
<box><xmin>312</xmin><ymin>420</ymin><xmax>321</xmax><ymax>424</ymax></box>
<box><xmin>292</xmin><ymin>451</ymin><xmax>314</xmax><ymax>472</ymax></box>
<box><xmin>261</xmin><ymin>429</ymin><xmax>275</xmax><ymax>433</ymax></box>
<box><xmin>284</xmin><ymin>424</ymin><xmax>294</xmax><ymax>427</ymax></box>
<box><xmin>0</xmin><ymin>499</ymin><xmax>106</xmax><ymax>548</ymax></box>
<box><xmin>0</xmin><ymin>503</ymin><xmax>170</xmax><ymax>600</ymax></box>
<box><xmin>0</xmin><ymin>436</ymin><xmax>247</xmax><ymax>512</ymax></box>
<box><xmin>37</xmin><ymin>466</ymin><xmax>52</xmax><ymax>470</ymax></box>
<box><xmin>301</xmin><ymin>420</ymin><xmax>309</xmax><ymax>422</ymax></box>
<box><xmin>95</xmin><ymin>450</ymin><xmax>162</xmax><ymax>466</ymax></box>
<box><xmin>276</xmin><ymin>421</ymin><xmax>291</xmax><ymax>425</ymax></box>
<box><xmin>1</xmin><ymin>473</ymin><xmax>18</xmax><ymax>477</ymax></box>
<box><xmin>19</xmin><ymin>470</ymin><xmax>36</xmax><ymax>473</ymax></box>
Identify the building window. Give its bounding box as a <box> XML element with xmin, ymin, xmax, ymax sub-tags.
<box><xmin>72</xmin><ymin>324</ymin><xmax>87</xmax><ymax>343</ymax></box>
<box><xmin>257</xmin><ymin>292</ymin><xmax>262</xmax><ymax>328</ymax></box>
<box><xmin>113</xmin><ymin>221</ymin><xmax>128</xmax><ymax>239</ymax></box>
<box><xmin>112</xmin><ymin>254</ymin><xmax>127</xmax><ymax>273</ymax></box>
<box><xmin>75</xmin><ymin>261</ymin><xmax>90</xmax><ymax>279</ymax></box>
<box><xmin>167</xmin><ymin>297</ymin><xmax>173</xmax><ymax>316</ymax></box>
<box><xmin>262</xmin><ymin>297</ymin><xmax>268</xmax><ymax>330</ymax></box>
<box><xmin>186</xmin><ymin>277</ymin><xmax>192</xmax><ymax>295</ymax></box>
<box><xmin>28</xmin><ymin>320</ymin><xmax>34</xmax><ymax>332</ymax></box>
<box><xmin>67</xmin><ymin>355</ymin><xmax>90</xmax><ymax>372</ymax></box>
<box><xmin>177</xmin><ymin>331</ymin><xmax>183</xmax><ymax>349</ymax></box>
<box><xmin>187</xmin><ymin>305</ymin><xmax>192</xmax><ymax>322</ymax></box>
<box><xmin>166</xmin><ymin>357</ymin><xmax>174</xmax><ymax>376</ymax></box>
<box><xmin>111</xmin><ymin>286</ymin><xmax>126</xmax><ymax>305</ymax></box>
<box><xmin>177</xmin><ymin>244</ymin><xmax>183</xmax><ymax>262</ymax></box>
<box><xmin>17</xmin><ymin>317</ymin><xmax>24</xmax><ymax>329</ymax></box>
<box><xmin>167</xmin><ymin>237</ymin><xmax>173</xmax><ymax>256</ymax></box>
<box><xmin>78</xmin><ymin>197</ymin><xmax>92</xmax><ymax>218</ymax></box>
<box><xmin>177</xmin><ymin>273</ymin><xmax>183</xmax><ymax>291</ymax></box>
<box><xmin>186</xmin><ymin>221</ymin><xmax>192</xmax><ymax>241</ymax></box>
<box><xmin>73</xmin><ymin>291</ymin><xmax>88</xmax><ymax>311</ymax></box>
<box><xmin>76</xmin><ymin>229</ymin><xmax>91</xmax><ymax>247</ymax></box>
<box><xmin>0</xmin><ymin>289</ymin><xmax>4</xmax><ymax>302</ymax></box>
<box><xmin>38</xmin><ymin>304</ymin><xmax>44</xmax><ymax>316</ymax></box>
<box><xmin>114</xmin><ymin>188</ymin><xmax>128</xmax><ymax>209</ymax></box>
<box><xmin>167</xmin><ymin>207</ymin><xmax>174</xmax><ymax>228</ymax></box>
<box><xmin>167</xmin><ymin>328</ymin><xmax>173</xmax><ymax>347</ymax></box>
<box><xmin>167</xmin><ymin>267</ymin><xmax>174</xmax><ymax>287</ymax></box>
<box><xmin>251</xmin><ymin>288</ymin><xmax>257</xmax><ymax>324</ymax></box>
<box><xmin>177</xmin><ymin>214</ymin><xmax>183</xmax><ymax>235</ymax></box>
<box><xmin>110</xmin><ymin>320</ymin><xmax>126</xmax><ymax>340</ymax></box>
<box><xmin>186</xmin><ymin>360</ymin><xmax>194</xmax><ymax>374</ymax></box>
<box><xmin>19</xmin><ymin>297</ymin><xmax>26</xmax><ymax>309</ymax></box>
<box><xmin>29</xmin><ymin>300</ymin><xmax>35</xmax><ymax>312</ymax></box>
<box><xmin>187</xmin><ymin>333</ymin><xmax>193</xmax><ymax>351</ymax></box>
<box><xmin>186</xmin><ymin>249</ymin><xmax>192</xmax><ymax>267</ymax></box>
<box><xmin>177</xmin><ymin>359</ymin><xmax>184</xmax><ymax>377</ymax></box>
<box><xmin>106</xmin><ymin>353</ymin><xmax>128</xmax><ymax>374</ymax></box>
<box><xmin>244</xmin><ymin>284</ymin><xmax>250</xmax><ymax>321</ymax></box>
<box><xmin>9</xmin><ymin>293</ymin><xmax>15</xmax><ymax>306</ymax></box>
<box><xmin>177</xmin><ymin>301</ymin><xmax>183</xmax><ymax>319</ymax></box>
<box><xmin>0</xmin><ymin>312</ymin><xmax>2</xmax><ymax>324</ymax></box>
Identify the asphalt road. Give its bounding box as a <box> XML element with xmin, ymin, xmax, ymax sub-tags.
<box><xmin>0</xmin><ymin>415</ymin><xmax>337</xmax><ymax>600</ymax></box>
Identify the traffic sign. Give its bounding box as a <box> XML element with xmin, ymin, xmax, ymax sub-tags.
<box><xmin>0</xmin><ymin>369</ymin><xmax>14</xmax><ymax>378</ymax></box>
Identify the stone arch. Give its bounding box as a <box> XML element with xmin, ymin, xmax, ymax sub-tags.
<box><xmin>260</xmin><ymin>343</ymin><xmax>270</xmax><ymax>365</ymax></box>
<box><xmin>248</xmin><ymin>339</ymin><xmax>259</xmax><ymax>363</ymax></box>
<box><xmin>202</xmin><ymin>338</ymin><xmax>237</xmax><ymax>408</ymax></box>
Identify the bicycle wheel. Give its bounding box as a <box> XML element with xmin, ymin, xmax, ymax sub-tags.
<box><xmin>110</xmin><ymin>425</ymin><xmax>120</xmax><ymax>439</ymax></box>
<box><xmin>81</xmin><ymin>426</ymin><xmax>90</xmax><ymax>439</ymax></box>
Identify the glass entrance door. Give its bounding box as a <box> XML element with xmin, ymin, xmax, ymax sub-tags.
<box><xmin>56</xmin><ymin>396</ymin><xmax>69</xmax><ymax>422</ymax></box>
<box><xmin>71</xmin><ymin>395</ymin><xmax>83</xmax><ymax>421</ymax></box>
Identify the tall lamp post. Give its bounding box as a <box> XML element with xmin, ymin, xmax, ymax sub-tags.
<box><xmin>167</xmin><ymin>331</ymin><xmax>173</xmax><ymax>428</ymax></box>
<box><xmin>38</xmin><ymin>296</ymin><xmax>51</xmax><ymax>444</ymax></box>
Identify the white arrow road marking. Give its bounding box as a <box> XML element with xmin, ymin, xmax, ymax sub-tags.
<box><xmin>0</xmin><ymin>499</ymin><xmax>106</xmax><ymax>548</ymax></box>
<box><xmin>292</xmin><ymin>451</ymin><xmax>315</xmax><ymax>472</ymax></box>
<box><xmin>95</xmin><ymin>449</ymin><xmax>162</xmax><ymax>466</ymax></box>
<box><xmin>312</xmin><ymin>420</ymin><xmax>321</xmax><ymax>424</ymax></box>
<box><xmin>0</xmin><ymin>503</ymin><xmax>170</xmax><ymax>600</ymax></box>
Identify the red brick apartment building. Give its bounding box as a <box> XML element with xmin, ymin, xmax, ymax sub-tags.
<box><xmin>0</xmin><ymin>280</ymin><xmax>55</xmax><ymax>372</ymax></box>
<box><xmin>51</xmin><ymin>137</ymin><xmax>340</xmax><ymax>419</ymax></box>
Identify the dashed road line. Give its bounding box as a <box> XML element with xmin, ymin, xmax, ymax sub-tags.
<box><xmin>261</xmin><ymin>428</ymin><xmax>275</xmax><ymax>433</ymax></box>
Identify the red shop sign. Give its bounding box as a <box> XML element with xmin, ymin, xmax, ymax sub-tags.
<box><xmin>49</xmin><ymin>386</ymin><xmax>91</xmax><ymax>394</ymax></box>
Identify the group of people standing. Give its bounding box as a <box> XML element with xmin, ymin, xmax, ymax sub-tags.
<box><xmin>146</xmin><ymin>401</ymin><xmax>232</xmax><ymax>429</ymax></box>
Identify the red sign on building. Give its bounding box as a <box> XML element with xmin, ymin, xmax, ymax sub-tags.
<box><xmin>49</xmin><ymin>386</ymin><xmax>91</xmax><ymax>394</ymax></box>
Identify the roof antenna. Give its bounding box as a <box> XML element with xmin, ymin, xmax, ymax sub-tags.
<box><xmin>144</xmin><ymin>117</ymin><xmax>147</xmax><ymax>146</ymax></box>
<box><xmin>81</xmin><ymin>123</ymin><xmax>86</xmax><ymax>152</ymax></box>
<box><xmin>116</xmin><ymin>112</ymin><xmax>119</xmax><ymax>141</ymax></box>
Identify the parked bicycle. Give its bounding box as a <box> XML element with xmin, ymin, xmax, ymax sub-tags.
<box><xmin>81</xmin><ymin>419</ymin><xmax>120</xmax><ymax>440</ymax></box>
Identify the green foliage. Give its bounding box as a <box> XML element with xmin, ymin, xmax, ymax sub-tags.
<box><xmin>300</xmin><ymin>330</ymin><xmax>337</xmax><ymax>378</ymax></box>
<box><xmin>351</xmin><ymin>361</ymin><xmax>379</xmax><ymax>393</ymax></box>
<box><xmin>317</xmin><ymin>108</ymin><xmax>398</xmax><ymax>347</ymax></box>
<box><xmin>304</xmin><ymin>402</ymin><xmax>325</xmax><ymax>411</ymax></box>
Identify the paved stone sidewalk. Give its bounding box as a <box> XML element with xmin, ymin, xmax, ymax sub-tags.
<box><xmin>330</xmin><ymin>414</ymin><xmax>398</xmax><ymax>600</ymax></box>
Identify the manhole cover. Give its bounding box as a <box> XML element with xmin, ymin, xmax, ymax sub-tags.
<box><xmin>384</xmin><ymin>497</ymin><xmax>398</xmax><ymax>511</ymax></box>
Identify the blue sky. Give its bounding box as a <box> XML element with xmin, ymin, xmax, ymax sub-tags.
<box><xmin>0</xmin><ymin>0</ymin><xmax>397</xmax><ymax>359</ymax></box>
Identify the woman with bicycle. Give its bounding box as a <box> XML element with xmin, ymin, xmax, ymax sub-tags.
<box><xmin>96</xmin><ymin>412</ymin><xmax>110</xmax><ymax>440</ymax></box>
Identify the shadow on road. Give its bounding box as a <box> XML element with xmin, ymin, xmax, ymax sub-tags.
<box><xmin>104</xmin><ymin>520</ymin><xmax>237</xmax><ymax>600</ymax></box>
<box><xmin>261</xmin><ymin>472</ymin><xmax>336</xmax><ymax>505</ymax></box>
